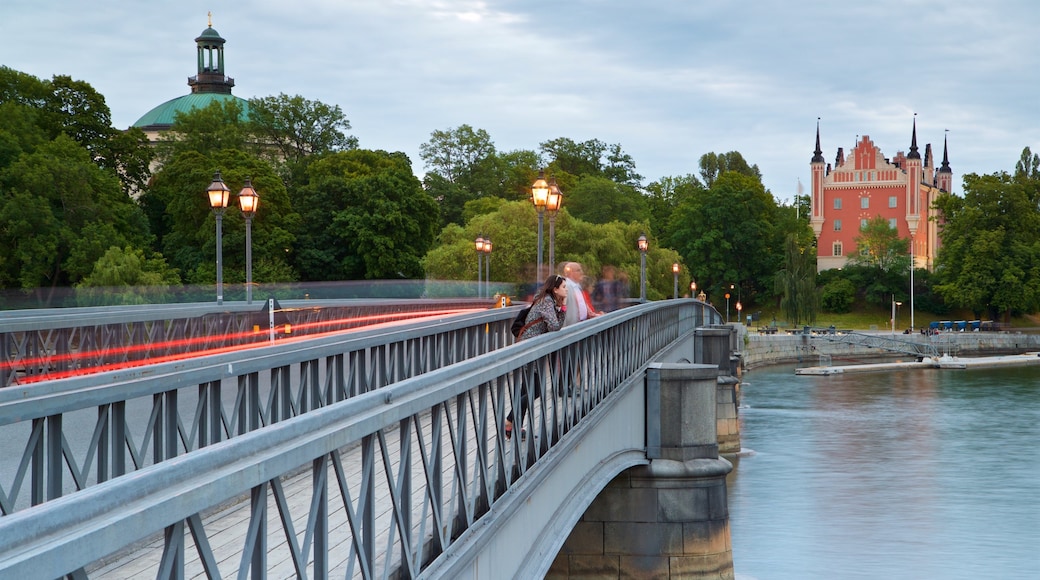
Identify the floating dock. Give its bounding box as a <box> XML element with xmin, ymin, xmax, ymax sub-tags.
<box><xmin>795</xmin><ymin>353</ymin><xmax>1040</xmax><ymax>375</ymax></box>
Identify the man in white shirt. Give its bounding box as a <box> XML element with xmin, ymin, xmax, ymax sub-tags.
<box><xmin>561</xmin><ymin>262</ymin><xmax>600</xmax><ymax>327</ymax></box>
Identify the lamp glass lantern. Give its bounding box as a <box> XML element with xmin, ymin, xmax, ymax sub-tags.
<box><xmin>475</xmin><ymin>235</ymin><xmax>485</xmax><ymax>298</ymax></box>
<box><xmin>206</xmin><ymin>172</ymin><xmax>231</xmax><ymax>305</ymax></box>
<box><xmin>637</xmin><ymin>233</ymin><xmax>648</xmax><ymax>302</ymax></box>
<box><xmin>531</xmin><ymin>170</ymin><xmax>549</xmax><ymax>281</ymax></box>
<box><xmin>238</xmin><ymin>178</ymin><xmax>259</xmax><ymax>304</ymax></box>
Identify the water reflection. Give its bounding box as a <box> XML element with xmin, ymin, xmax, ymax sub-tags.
<box><xmin>728</xmin><ymin>364</ymin><xmax>1040</xmax><ymax>580</ymax></box>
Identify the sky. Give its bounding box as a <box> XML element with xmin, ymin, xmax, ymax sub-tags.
<box><xmin>3</xmin><ymin>0</ymin><xmax>1040</xmax><ymax>202</ymax></box>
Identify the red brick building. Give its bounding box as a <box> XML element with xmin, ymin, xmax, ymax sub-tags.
<box><xmin>809</xmin><ymin>119</ymin><xmax>952</xmax><ymax>272</ymax></box>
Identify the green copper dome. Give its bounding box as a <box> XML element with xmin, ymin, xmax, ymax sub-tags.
<box><xmin>133</xmin><ymin>93</ymin><xmax>249</xmax><ymax>129</ymax></box>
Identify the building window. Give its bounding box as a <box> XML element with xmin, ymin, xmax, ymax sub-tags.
<box><xmin>833</xmin><ymin>242</ymin><xmax>843</xmax><ymax>257</ymax></box>
<box><xmin>889</xmin><ymin>218</ymin><xmax>897</xmax><ymax>229</ymax></box>
<box><xmin>833</xmin><ymin>219</ymin><xmax>842</xmax><ymax>231</ymax></box>
<box><xmin>834</xmin><ymin>198</ymin><xmax>842</xmax><ymax>210</ymax></box>
<box><xmin>861</xmin><ymin>218</ymin><xmax>869</xmax><ymax>229</ymax></box>
<box><xmin>889</xmin><ymin>196</ymin><xmax>897</xmax><ymax>208</ymax></box>
<box><xmin>861</xmin><ymin>197</ymin><xmax>870</xmax><ymax>209</ymax></box>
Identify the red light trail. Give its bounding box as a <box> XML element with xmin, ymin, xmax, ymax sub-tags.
<box><xmin>5</xmin><ymin>307</ymin><xmax>483</xmax><ymax>384</ymax></box>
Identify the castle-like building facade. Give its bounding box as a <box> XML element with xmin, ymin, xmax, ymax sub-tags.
<box><xmin>808</xmin><ymin>119</ymin><xmax>952</xmax><ymax>272</ymax></box>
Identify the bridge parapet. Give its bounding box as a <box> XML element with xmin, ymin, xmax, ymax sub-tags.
<box><xmin>0</xmin><ymin>300</ymin><xmax>724</xmax><ymax>579</ymax></box>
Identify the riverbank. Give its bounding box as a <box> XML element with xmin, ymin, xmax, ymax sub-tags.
<box><xmin>740</xmin><ymin>326</ymin><xmax>1040</xmax><ymax>370</ymax></box>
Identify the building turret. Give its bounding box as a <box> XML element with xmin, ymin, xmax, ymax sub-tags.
<box><xmin>937</xmin><ymin>133</ymin><xmax>953</xmax><ymax>192</ymax></box>
<box><xmin>810</xmin><ymin>120</ymin><xmax>826</xmax><ymax>239</ymax></box>
<box><xmin>189</xmin><ymin>12</ymin><xmax>235</xmax><ymax>95</ymax></box>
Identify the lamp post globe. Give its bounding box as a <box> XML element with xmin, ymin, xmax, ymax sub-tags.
<box><xmin>546</xmin><ymin>176</ymin><xmax>563</xmax><ymax>275</ymax></box>
<box><xmin>206</xmin><ymin>172</ymin><xmax>231</xmax><ymax>305</ymax></box>
<box><xmin>475</xmin><ymin>235</ymin><xmax>485</xmax><ymax>298</ymax></box>
<box><xmin>483</xmin><ymin>238</ymin><xmax>492</xmax><ymax>298</ymax></box>
<box><xmin>531</xmin><ymin>170</ymin><xmax>549</xmax><ymax>282</ymax></box>
<box><xmin>637</xmin><ymin>233</ymin><xmax>648</xmax><ymax>302</ymax></box>
<box><xmin>238</xmin><ymin>177</ymin><xmax>259</xmax><ymax>304</ymax></box>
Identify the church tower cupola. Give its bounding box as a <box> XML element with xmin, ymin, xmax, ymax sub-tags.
<box><xmin>189</xmin><ymin>12</ymin><xmax>235</xmax><ymax>95</ymax></box>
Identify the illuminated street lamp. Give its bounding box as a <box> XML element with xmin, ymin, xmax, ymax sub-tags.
<box><xmin>483</xmin><ymin>238</ymin><xmax>492</xmax><ymax>298</ymax></box>
<box><xmin>475</xmin><ymin>235</ymin><xmax>485</xmax><ymax>298</ymax></box>
<box><xmin>672</xmin><ymin>263</ymin><xmax>680</xmax><ymax>299</ymax></box>
<box><xmin>206</xmin><ymin>172</ymin><xmax>231</xmax><ymax>305</ymax></box>
<box><xmin>546</xmin><ymin>176</ymin><xmax>563</xmax><ymax>275</ymax></box>
<box><xmin>725</xmin><ymin>291</ymin><xmax>731</xmax><ymax>323</ymax></box>
<box><xmin>637</xmin><ymin>233</ymin><xmax>648</xmax><ymax>302</ymax></box>
<box><xmin>736</xmin><ymin>300</ymin><xmax>743</xmax><ymax>325</ymax></box>
<box><xmin>892</xmin><ymin>298</ymin><xmax>903</xmax><ymax>335</ymax></box>
<box><xmin>237</xmin><ymin>178</ymin><xmax>259</xmax><ymax>304</ymax></box>
<box><xmin>531</xmin><ymin>170</ymin><xmax>549</xmax><ymax>282</ymax></box>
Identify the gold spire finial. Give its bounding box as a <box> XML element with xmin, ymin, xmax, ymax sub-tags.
<box><xmin>208</xmin><ymin>11</ymin><xmax>212</xmax><ymax>27</ymax></box>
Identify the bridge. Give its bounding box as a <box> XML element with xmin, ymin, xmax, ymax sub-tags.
<box><xmin>0</xmin><ymin>298</ymin><xmax>736</xmax><ymax>579</ymax></box>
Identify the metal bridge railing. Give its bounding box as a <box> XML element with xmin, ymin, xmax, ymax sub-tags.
<box><xmin>0</xmin><ymin>304</ymin><xmax>509</xmax><ymax>516</ymax></box>
<box><xmin>810</xmin><ymin>329</ymin><xmax>959</xmax><ymax>359</ymax></box>
<box><xmin>0</xmin><ymin>299</ymin><xmax>490</xmax><ymax>387</ymax></box>
<box><xmin>0</xmin><ymin>300</ymin><xmax>720</xmax><ymax>579</ymax></box>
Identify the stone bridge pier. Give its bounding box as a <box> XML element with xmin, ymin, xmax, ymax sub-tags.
<box><xmin>549</xmin><ymin>362</ymin><xmax>734</xmax><ymax>579</ymax></box>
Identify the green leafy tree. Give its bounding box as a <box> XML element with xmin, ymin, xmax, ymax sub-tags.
<box><xmin>154</xmin><ymin>99</ymin><xmax>253</xmax><ymax>163</ymax></box>
<box><xmin>74</xmin><ymin>246</ymin><xmax>181</xmax><ymax>305</ymax></box>
<box><xmin>667</xmin><ymin>171</ymin><xmax>782</xmax><ymax>306</ymax></box>
<box><xmin>698</xmin><ymin>151</ymin><xmax>761</xmax><ymax>188</ymax></box>
<box><xmin>420</xmin><ymin>125</ymin><xmax>509</xmax><ymax>227</ymax></box>
<box><xmin>820</xmin><ymin>277</ymin><xmax>856</xmax><ymax>313</ymax></box>
<box><xmin>849</xmin><ymin>215</ymin><xmax>910</xmax><ymax>272</ymax></box>
<box><xmin>296</xmin><ymin>149</ymin><xmax>437</xmax><ymax>279</ymax></box>
<box><xmin>645</xmin><ymin>174</ymin><xmax>704</xmax><ymax>239</ymax></box>
<box><xmin>934</xmin><ymin>170</ymin><xmax>1040</xmax><ymax>321</ymax></box>
<box><xmin>774</xmin><ymin>234</ymin><xmax>819</xmax><ymax>324</ymax></box>
<box><xmin>0</xmin><ymin>135</ymin><xmax>151</xmax><ymax>301</ymax></box>
<box><xmin>247</xmin><ymin>93</ymin><xmax>356</xmax><ymax>186</ymax></box>
<box><xmin>143</xmin><ymin>148</ymin><xmax>298</xmax><ymax>286</ymax></box>
<box><xmin>562</xmin><ymin>175</ymin><xmax>648</xmax><ymax>225</ymax></box>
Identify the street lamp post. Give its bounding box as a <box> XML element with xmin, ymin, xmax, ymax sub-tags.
<box><xmin>531</xmin><ymin>170</ymin><xmax>549</xmax><ymax>282</ymax></box>
<box><xmin>483</xmin><ymin>238</ymin><xmax>492</xmax><ymax>298</ymax></box>
<box><xmin>892</xmin><ymin>298</ymin><xmax>903</xmax><ymax>335</ymax></box>
<box><xmin>637</xmin><ymin>233</ymin><xmax>648</xmax><ymax>302</ymax></box>
<box><xmin>546</xmin><ymin>176</ymin><xmax>562</xmax><ymax>275</ymax></box>
<box><xmin>690</xmin><ymin>280</ymin><xmax>696</xmax><ymax>299</ymax></box>
<box><xmin>672</xmin><ymin>263</ymin><xmax>680</xmax><ymax>299</ymax></box>
<box><xmin>238</xmin><ymin>177</ymin><xmax>259</xmax><ymax>305</ymax></box>
<box><xmin>725</xmin><ymin>291</ymin><xmax>731</xmax><ymax>323</ymax></box>
<box><xmin>206</xmin><ymin>172</ymin><xmax>231</xmax><ymax>305</ymax></box>
<box><xmin>736</xmin><ymin>301</ymin><xmax>743</xmax><ymax>325</ymax></box>
<box><xmin>475</xmin><ymin>236</ymin><xmax>485</xmax><ymax>298</ymax></box>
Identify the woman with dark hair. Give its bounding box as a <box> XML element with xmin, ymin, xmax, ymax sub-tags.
<box><xmin>506</xmin><ymin>274</ymin><xmax>567</xmax><ymax>439</ymax></box>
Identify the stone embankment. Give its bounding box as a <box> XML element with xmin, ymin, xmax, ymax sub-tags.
<box><xmin>740</xmin><ymin>327</ymin><xmax>1040</xmax><ymax>370</ymax></box>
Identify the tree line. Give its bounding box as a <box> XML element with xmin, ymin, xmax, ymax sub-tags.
<box><xmin>1</xmin><ymin>65</ymin><xmax>1038</xmax><ymax>322</ymax></box>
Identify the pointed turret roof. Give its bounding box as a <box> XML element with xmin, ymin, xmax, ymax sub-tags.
<box><xmin>907</xmin><ymin>116</ymin><xmax>921</xmax><ymax>160</ymax></box>
<box><xmin>812</xmin><ymin>119</ymin><xmax>825</xmax><ymax>163</ymax></box>
<box><xmin>938</xmin><ymin>132</ymin><xmax>952</xmax><ymax>174</ymax></box>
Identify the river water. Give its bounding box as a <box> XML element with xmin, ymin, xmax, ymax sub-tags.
<box><xmin>728</xmin><ymin>363</ymin><xmax>1040</xmax><ymax>580</ymax></box>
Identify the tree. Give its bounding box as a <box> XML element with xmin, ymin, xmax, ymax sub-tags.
<box><xmin>247</xmin><ymin>93</ymin><xmax>357</xmax><ymax>186</ymax></box>
<box><xmin>667</xmin><ymin>171</ymin><xmax>782</xmax><ymax>306</ymax></box>
<box><xmin>698</xmin><ymin>152</ymin><xmax>762</xmax><ymax>188</ymax></box>
<box><xmin>849</xmin><ymin>215</ymin><xmax>910</xmax><ymax>272</ymax></box>
<box><xmin>0</xmin><ymin>135</ymin><xmax>151</xmax><ymax>299</ymax></box>
<box><xmin>562</xmin><ymin>175</ymin><xmax>648</xmax><ymax>225</ymax></box>
<box><xmin>420</xmin><ymin>125</ymin><xmax>508</xmax><ymax>227</ymax></box>
<box><xmin>296</xmin><ymin>149</ymin><xmax>437</xmax><ymax>280</ymax></box>
<box><xmin>774</xmin><ymin>234</ymin><xmax>819</xmax><ymax>324</ymax></box>
<box><xmin>934</xmin><ymin>171</ymin><xmax>1040</xmax><ymax>321</ymax></box>
<box><xmin>74</xmin><ymin>246</ymin><xmax>181</xmax><ymax>305</ymax></box>
<box><xmin>143</xmin><ymin>148</ymin><xmax>298</xmax><ymax>286</ymax></box>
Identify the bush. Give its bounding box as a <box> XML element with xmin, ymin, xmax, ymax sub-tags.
<box><xmin>821</xmin><ymin>278</ymin><xmax>856</xmax><ymax>313</ymax></box>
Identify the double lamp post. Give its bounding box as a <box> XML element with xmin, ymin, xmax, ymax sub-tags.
<box><xmin>207</xmin><ymin>172</ymin><xmax>259</xmax><ymax>305</ymax></box>
<box><xmin>530</xmin><ymin>170</ymin><xmax>562</xmax><ymax>281</ymax></box>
